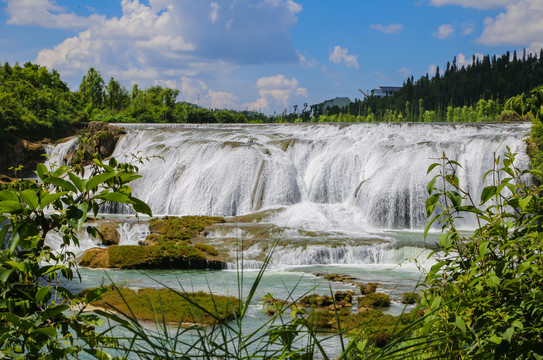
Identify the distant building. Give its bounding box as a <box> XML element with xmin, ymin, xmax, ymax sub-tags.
<box><xmin>371</xmin><ymin>86</ymin><xmax>401</xmax><ymax>98</ymax></box>
<box><xmin>318</xmin><ymin>97</ymin><xmax>351</xmax><ymax>111</ymax></box>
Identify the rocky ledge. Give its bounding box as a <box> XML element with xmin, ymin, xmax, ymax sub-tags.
<box><xmin>79</xmin><ymin>216</ymin><xmax>227</xmax><ymax>270</ymax></box>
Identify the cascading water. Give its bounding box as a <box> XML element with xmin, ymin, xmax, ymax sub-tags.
<box><xmin>45</xmin><ymin>122</ymin><xmax>530</xmax><ymax>269</ymax></box>
<box><xmin>43</xmin><ymin>122</ymin><xmax>532</xmax><ymax>331</ymax></box>
<box><xmin>105</xmin><ymin>122</ymin><xmax>530</xmax><ymax>229</ymax></box>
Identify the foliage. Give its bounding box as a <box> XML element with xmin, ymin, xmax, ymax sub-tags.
<box><xmin>0</xmin><ymin>156</ymin><xmax>151</xmax><ymax>358</ymax></box>
<box><xmin>506</xmin><ymin>85</ymin><xmax>543</xmax><ymax>183</ymax></box>
<box><xmin>88</xmin><ymin>287</ymin><xmax>240</xmax><ymax>325</ymax></box>
<box><xmin>362</xmin><ymin>49</ymin><xmax>543</xmax><ymax>121</ymax></box>
<box><xmin>422</xmin><ymin>151</ymin><xmax>543</xmax><ymax>358</ymax></box>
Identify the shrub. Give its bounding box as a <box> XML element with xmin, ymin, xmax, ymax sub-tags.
<box><xmin>422</xmin><ymin>151</ymin><xmax>543</xmax><ymax>358</ymax></box>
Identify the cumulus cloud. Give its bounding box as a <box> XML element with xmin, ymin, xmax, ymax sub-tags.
<box><xmin>244</xmin><ymin>74</ymin><xmax>308</xmax><ymax>111</ymax></box>
<box><xmin>329</xmin><ymin>46</ymin><xmax>359</xmax><ymax>69</ymax></box>
<box><xmin>369</xmin><ymin>23</ymin><xmax>405</xmax><ymax>34</ymax></box>
<box><xmin>477</xmin><ymin>0</ymin><xmax>543</xmax><ymax>51</ymax></box>
<box><xmin>5</xmin><ymin>0</ymin><xmax>102</xmax><ymax>29</ymax></box>
<box><xmin>433</xmin><ymin>24</ymin><xmax>455</xmax><ymax>39</ymax></box>
<box><xmin>429</xmin><ymin>0</ymin><xmax>510</xmax><ymax>9</ymax></box>
<box><xmin>5</xmin><ymin>0</ymin><xmax>302</xmax><ymax>106</ymax></box>
<box><xmin>207</xmin><ymin>90</ymin><xmax>239</xmax><ymax>109</ymax></box>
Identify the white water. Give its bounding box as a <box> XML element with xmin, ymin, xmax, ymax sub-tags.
<box><xmin>104</xmin><ymin>122</ymin><xmax>530</xmax><ymax>231</ymax></box>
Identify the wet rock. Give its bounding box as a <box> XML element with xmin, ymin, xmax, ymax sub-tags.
<box><xmin>96</xmin><ymin>222</ymin><xmax>120</xmax><ymax>246</ymax></box>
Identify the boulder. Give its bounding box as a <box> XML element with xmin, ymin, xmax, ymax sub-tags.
<box><xmin>96</xmin><ymin>222</ymin><xmax>120</xmax><ymax>246</ymax></box>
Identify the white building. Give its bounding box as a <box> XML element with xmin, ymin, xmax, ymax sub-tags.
<box><xmin>371</xmin><ymin>86</ymin><xmax>401</xmax><ymax>98</ymax></box>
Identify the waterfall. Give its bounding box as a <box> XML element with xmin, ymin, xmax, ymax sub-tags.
<box><xmin>47</xmin><ymin>122</ymin><xmax>530</xmax><ymax>231</ymax></box>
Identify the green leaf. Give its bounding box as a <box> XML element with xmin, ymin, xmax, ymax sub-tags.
<box><xmin>94</xmin><ymin>192</ymin><xmax>131</xmax><ymax>204</ymax></box>
<box><xmin>427</xmin><ymin>175</ymin><xmax>438</xmax><ymax>194</ymax></box>
<box><xmin>489</xmin><ymin>335</ymin><xmax>503</xmax><ymax>344</ymax></box>
<box><xmin>480</xmin><ymin>185</ymin><xmax>497</xmax><ymax>204</ymax></box>
<box><xmin>445</xmin><ymin>191</ymin><xmax>462</xmax><ymax>209</ymax></box>
<box><xmin>86</xmin><ymin>172</ymin><xmax>116</xmax><ymax>192</ymax></box>
<box><xmin>21</xmin><ymin>189</ymin><xmax>39</xmax><ymax>209</ymax></box>
<box><xmin>35</xmin><ymin>163</ymin><xmax>48</xmax><ymax>180</ymax></box>
<box><xmin>44</xmin><ymin>177</ymin><xmax>78</xmax><ymax>193</ymax></box>
<box><xmin>424</xmin><ymin>215</ymin><xmax>438</xmax><ymax>240</ymax></box>
<box><xmin>130</xmin><ymin>196</ymin><xmax>152</xmax><ymax>217</ymax></box>
<box><xmin>479</xmin><ymin>241</ymin><xmax>489</xmax><ymax>256</ymax></box>
<box><xmin>7</xmin><ymin>230</ymin><xmax>20</xmax><ymax>252</ymax></box>
<box><xmin>0</xmin><ymin>190</ymin><xmax>18</xmax><ymax>201</ymax></box>
<box><xmin>84</xmin><ymin>287</ymin><xmax>110</xmax><ymax>303</ymax></box>
<box><xmin>84</xmin><ymin>349</ymin><xmax>112</xmax><ymax>360</ymax></box>
<box><xmin>35</xmin><ymin>286</ymin><xmax>51</xmax><ymax>303</ymax></box>
<box><xmin>0</xmin><ymin>200</ymin><xmax>22</xmax><ymax>213</ymax></box>
<box><xmin>0</xmin><ymin>269</ymin><xmax>13</xmax><ymax>282</ymax></box>
<box><xmin>39</xmin><ymin>191</ymin><xmax>68</xmax><ymax>209</ymax></box>
<box><xmin>454</xmin><ymin>316</ymin><xmax>466</xmax><ymax>332</ymax></box>
<box><xmin>519</xmin><ymin>195</ymin><xmax>532</xmax><ymax>211</ymax></box>
<box><xmin>427</xmin><ymin>163</ymin><xmax>440</xmax><ymax>174</ymax></box>
<box><xmin>35</xmin><ymin>326</ymin><xmax>57</xmax><ymax>337</ymax></box>
<box><xmin>68</xmin><ymin>172</ymin><xmax>86</xmax><ymax>192</ymax></box>
<box><xmin>511</xmin><ymin>319</ymin><xmax>524</xmax><ymax>329</ymax></box>
<box><xmin>503</xmin><ymin>326</ymin><xmax>515</xmax><ymax>343</ymax></box>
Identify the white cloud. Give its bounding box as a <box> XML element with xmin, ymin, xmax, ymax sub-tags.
<box><xmin>461</xmin><ymin>21</ymin><xmax>476</xmax><ymax>35</ymax></box>
<box><xmin>429</xmin><ymin>0</ymin><xmax>511</xmax><ymax>10</ymax></box>
<box><xmin>5</xmin><ymin>0</ymin><xmax>102</xmax><ymax>29</ymax></box>
<box><xmin>209</xmin><ymin>2</ymin><xmax>220</xmax><ymax>24</ymax></box>
<box><xmin>477</xmin><ymin>0</ymin><xmax>543</xmax><ymax>50</ymax></box>
<box><xmin>433</xmin><ymin>24</ymin><xmax>455</xmax><ymax>39</ymax></box>
<box><xmin>398</xmin><ymin>67</ymin><xmax>411</xmax><ymax>77</ymax></box>
<box><xmin>456</xmin><ymin>52</ymin><xmax>484</xmax><ymax>67</ymax></box>
<box><xmin>5</xmin><ymin>0</ymin><xmax>302</xmax><ymax>105</ymax></box>
<box><xmin>329</xmin><ymin>46</ymin><xmax>359</xmax><ymax>69</ymax></box>
<box><xmin>370</xmin><ymin>23</ymin><xmax>405</xmax><ymax>34</ymax></box>
<box><xmin>207</xmin><ymin>90</ymin><xmax>238</xmax><ymax>109</ymax></box>
<box><xmin>428</xmin><ymin>64</ymin><xmax>437</xmax><ymax>76</ymax></box>
<box><xmin>244</xmin><ymin>74</ymin><xmax>308</xmax><ymax>111</ymax></box>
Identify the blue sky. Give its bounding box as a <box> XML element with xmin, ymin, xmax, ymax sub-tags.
<box><xmin>1</xmin><ymin>0</ymin><xmax>541</xmax><ymax>113</ymax></box>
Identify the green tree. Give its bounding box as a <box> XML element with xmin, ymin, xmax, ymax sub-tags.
<box><xmin>79</xmin><ymin>68</ymin><xmax>105</xmax><ymax>109</ymax></box>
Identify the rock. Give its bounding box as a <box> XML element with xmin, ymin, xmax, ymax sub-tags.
<box><xmin>0</xmin><ymin>138</ymin><xmax>46</xmax><ymax>177</ymax></box>
<box><xmin>96</xmin><ymin>222</ymin><xmax>120</xmax><ymax>245</ymax></box>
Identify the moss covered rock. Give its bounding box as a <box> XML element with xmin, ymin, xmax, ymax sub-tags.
<box><xmin>80</xmin><ymin>216</ymin><xmax>228</xmax><ymax>269</ymax></box>
<box><xmin>96</xmin><ymin>222</ymin><xmax>120</xmax><ymax>245</ymax></box>
<box><xmin>80</xmin><ymin>243</ymin><xmax>224</xmax><ymax>270</ymax></box>
<box><xmin>88</xmin><ymin>287</ymin><xmax>240</xmax><ymax>325</ymax></box>
<box><xmin>146</xmin><ymin>216</ymin><xmax>225</xmax><ymax>244</ymax></box>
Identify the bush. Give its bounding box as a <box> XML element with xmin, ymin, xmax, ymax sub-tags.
<box><xmin>422</xmin><ymin>151</ymin><xmax>543</xmax><ymax>358</ymax></box>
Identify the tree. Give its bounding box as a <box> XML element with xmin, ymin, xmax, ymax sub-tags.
<box><xmin>79</xmin><ymin>68</ymin><xmax>105</xmax><ymax>109</ymax></box>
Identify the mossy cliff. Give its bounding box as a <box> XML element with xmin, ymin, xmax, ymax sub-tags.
<box><xmin>80</xmin><ymin>216</ymin><xmax>226</xmax><ymax>269</ymax></box>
